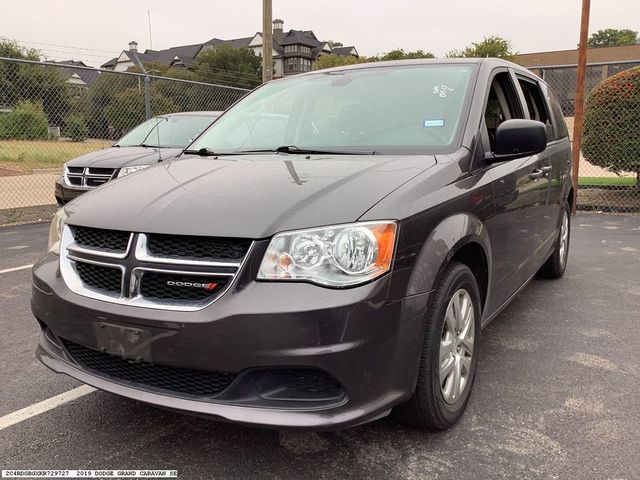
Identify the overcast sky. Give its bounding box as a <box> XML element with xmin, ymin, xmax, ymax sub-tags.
<box><xmin>1</xmin><ymin>0</ymin><xmax>639</xmax><ymax>66</ymax></box>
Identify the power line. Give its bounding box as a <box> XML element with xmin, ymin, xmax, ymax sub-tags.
<box><xmin>14</xmin><ymin>39</ymin><xmax>120</xmax><ymax>55</ymax></box>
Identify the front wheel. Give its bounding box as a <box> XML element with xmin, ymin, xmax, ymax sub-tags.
<box><xmin>538</xmin><ymin>205</ymin><xmax>571</xmax><ymax>279</ymax></box>
<box><xmin>394</xmin><ymin>261</ymin><xmax>481</xmax><ymax>430</ymax></box>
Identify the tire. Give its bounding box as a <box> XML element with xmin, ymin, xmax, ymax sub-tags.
<box><xmin>538</xmin><ymin>205</ymin><xmax>571</xmax><ymax>279</ymax></box>
<box><xmin>394</xmin><ymin>261</ymin><xmax>481</xmax><ymax>430</ymax></box>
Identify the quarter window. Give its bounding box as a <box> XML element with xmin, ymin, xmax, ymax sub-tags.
<box><xmin>541</xmin><ymin>83</ymin><xmax>569</xmax><ymax>140</ymax></box>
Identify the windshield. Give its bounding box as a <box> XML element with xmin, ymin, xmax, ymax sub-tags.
<box><xmin>190</xmin><ymin>64</ymin><xmax>476</xmax><ymax>155</ymax></box>
<box><xmin>116</xmin><ymin>115</ymin><xmax>215</xmax><ymax>148</ymax></box>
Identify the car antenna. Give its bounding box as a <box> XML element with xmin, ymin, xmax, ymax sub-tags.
<box><xmin>156</xmin><ymin>116</ymin><xmax>163</xmax><ymax>163</ymax></box>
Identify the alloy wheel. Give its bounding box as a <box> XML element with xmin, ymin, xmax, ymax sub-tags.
<box><xmin>439</xmin><ymin>289</ymin><xmax>475</xmax><ymax>405</ymax></box>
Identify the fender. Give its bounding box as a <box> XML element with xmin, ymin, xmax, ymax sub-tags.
<box><xmin>390</xmin><ymin>213</ymin><xmax>492</xmax><ymax>315</ymax></box>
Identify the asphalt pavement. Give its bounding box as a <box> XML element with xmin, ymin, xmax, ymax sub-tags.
<box><xmin>1</xmin><ymin>215</ymin><xmax>639</xmax><ymax>480</ymax></box>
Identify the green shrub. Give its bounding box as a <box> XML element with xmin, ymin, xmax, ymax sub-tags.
<box><xmin>582</xmin><ymin>67</ymin><xmax>640</xmax><ymax>185</ymax></box>
<box><xmin>65</xmin><ymin>114</ymin><xmax>88</xmax><ymax>142</ymax></box>
<box><xmin>0</xmin><ymin>101</ymin><xmax>49</xmax><ymax>140</ymax></box>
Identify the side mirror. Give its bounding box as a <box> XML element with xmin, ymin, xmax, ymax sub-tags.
<box><xmin>491</xmin><ymin>119</ymin><xmax>547</xmax><ymax>161</ymax></box>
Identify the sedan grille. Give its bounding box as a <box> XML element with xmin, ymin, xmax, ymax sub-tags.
<box><xmin>65</xmin><ymin>166</ymin><xmax>116</xmax><ymax>188</ymax></box>
<box><xmin>62</xmin><ymin>339</ymin><xmax>237</xmax><ymax>398</ymax></box>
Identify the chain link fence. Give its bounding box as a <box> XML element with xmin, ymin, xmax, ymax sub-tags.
<box><xmin>1</xmin><ymin>57</ymin><xmax>639</xmax><ymax>224</ymax></box>
<box><xmin>0</xmin><ymin>56</ymin><xmax>249</xmax><ymax>224</ymax></box>
<box><xmin>530</xmin><ymin>60</ymin><xmax>640</xmax><ymax>213</ymax></box>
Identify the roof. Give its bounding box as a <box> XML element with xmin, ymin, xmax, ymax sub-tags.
<box><xmin>204</xmin><ymin>36</ymin><xmax>254</xmax><ymax>49</ymax></box>
<box><xmin>51</xmin><ymin>60</ymin><xmax>100</xmax><ymax>86</ymax></box>
<box><xmin>133</xmin><ymin>43</ymin><xmax>204</xmax><ymax>66</ymax></box>
<box><xmin>101</xmin><ymin>57</ymin><xmax>118</xmax><ymax>69</ymax></box>
<box><xmin>101</xmin><ymin>43</ymin><xmax>204</xmax><ymax>70</ymax></box>
<box><xmin>332</xmin><ymin>46</ymin><xmax>358</xmax><ymax>56</ymax></box>
<box><xmin>279</xmin><ymin>29</ymin><xmax>320</xmax><ymax>47</ymax></box>
<box><xmin>516</xmin><ymin>43</ymin><xmax>640</xmax><ymax>67</ymax></box>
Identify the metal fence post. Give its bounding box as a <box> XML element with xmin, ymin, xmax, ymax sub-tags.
<box><xmin>144</xmin><ymin>74</ymin><xmax>151</xmax><ymax>120</ymax></box>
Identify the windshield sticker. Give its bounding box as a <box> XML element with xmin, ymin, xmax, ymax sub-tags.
<box><xmin>424</xmin><ymin>119</ymin><xmax>445</xmax><ymax>128</ymax></box>
<box><xmin>433</xmin><ymin>85</ymin><xmax>454</xmax><ymax>98</ymax></box>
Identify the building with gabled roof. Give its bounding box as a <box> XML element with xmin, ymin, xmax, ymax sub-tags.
<box><xmin>101</xmin><ymin>20</ymin><xmax>359</xmax><ymax>78</ymax></box>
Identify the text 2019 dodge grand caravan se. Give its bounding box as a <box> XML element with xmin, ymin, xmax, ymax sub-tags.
<box><xmin>32</xmin><ymin>59</ymin><xmax>572</xmax><ymax>431</ymax></box>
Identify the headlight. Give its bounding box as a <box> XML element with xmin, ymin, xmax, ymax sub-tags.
<box><xmin>257</xmin><ymin>221</ymin><xmax>397</xmax><ymax>287</ymax></box>
<box><xmin>47</xmin><ymin>208</ymin><xmax>68</xmax><ymax>254</ymax></box>
<box><xmin>118</xmin><ymin>165</ymin><xmax>151</xmax><ymax>178</ymax></box>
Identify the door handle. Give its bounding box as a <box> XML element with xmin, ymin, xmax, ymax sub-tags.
<box><xmin>541</xmin><ymin>165</ymin><xmax>553</xmax><ymax>173</ymax></box>
<box><xmin>529</xmin><ymin>169</ymin><xmax>544</xmax><ymax>180</ymax></box>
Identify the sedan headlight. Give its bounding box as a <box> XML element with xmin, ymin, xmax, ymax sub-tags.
<box><xmin>258</xmin><ymin>221</ymin><xmax>397</xmax><ymax>287</ymax></box>
<box><xmin>47</xmin><ymin>208</ymin><xmax>68</xmax><ymax>254</ymax></box>
<box><xmin>118</xmin><ymin>165</ymin><xmax>151</xmax><ymax>178</ymax></box>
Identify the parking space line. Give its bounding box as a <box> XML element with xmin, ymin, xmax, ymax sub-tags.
<box><xmin>0</xmin><ymin>385</ymin><xmax>96</xmax><ymax>431</ymax></box>
<box><xmin>0</xmin><ymin>264</ymin><xmax>34</xmax><ymax>275</ymax></box>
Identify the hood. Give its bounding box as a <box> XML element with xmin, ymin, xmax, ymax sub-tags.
<box><xmin>66</xmin><ymin>146</ymin><xmax>184</xmax><ymax>169</ymax></box>
<box><xmin>66</xmin><ymin>154</ymin><xmax>436</xmax><ymax>238</ymax></box>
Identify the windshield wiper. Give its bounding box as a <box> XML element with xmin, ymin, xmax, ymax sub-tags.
<box><xmin>237</xmin><ymin>145</ymin><xmax>375</xmax><ymax>155</ymax></box>
<box><xmin>183</xmin><ymin>147</ymin><xmax>219</xmax><ymax>156</ymax></box>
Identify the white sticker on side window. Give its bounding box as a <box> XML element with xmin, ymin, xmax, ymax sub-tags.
<box><xmin>423</xmin><ymin>119</ymin><xmax>445</xmax><ymax>127</ymax></box>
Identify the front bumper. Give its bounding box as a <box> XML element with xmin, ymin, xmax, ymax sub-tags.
<box><xmin>32</xmin><ymin>253</ymin><xmax>429</xmax><ymax>430</ymax></box>
<box><xmin>55</xmin><ymin>178</ymin><xmax>88</xmax><ymax>206</ymax></box>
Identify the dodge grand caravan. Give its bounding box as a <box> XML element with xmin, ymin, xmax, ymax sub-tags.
<box><xmin>32</xmin><ymin>59</ymin><xmax>573</xmax><ymax>431</ymax></box>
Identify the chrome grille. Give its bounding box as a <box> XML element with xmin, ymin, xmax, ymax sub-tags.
<box><xmin>60</xmin><ymin>226</ymin><xmax>252</xmax><ymax>311</ymax></box>
<box><xmin>64</xmin><ymin>166</ymin><xmax>117</xmax><ymax>188</ymax></box>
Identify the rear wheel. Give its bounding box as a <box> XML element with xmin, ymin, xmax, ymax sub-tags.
<box><xmin>394</xmin><ymin>261</ymin><xmax>481</xmax><ymax>430</ymax></box>
<box><xmin>538</xmin><ymin>205</ymin><xmax>571</xmax><ymax>279</ymax></box>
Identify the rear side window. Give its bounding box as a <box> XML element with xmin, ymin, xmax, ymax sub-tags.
<box><xmin>541</xmin><ymin>83</ymin><xmax>569</xmax><ymax>140</ymax></box>
<box><xmin>517</xmin><ymin>78</ymin><xmax>554</xmax><ymax>141</ymax></box>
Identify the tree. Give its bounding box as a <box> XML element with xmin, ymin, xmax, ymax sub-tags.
<box><xmin>193</xmin><ymin>45</ymin><xmax>261</xmax><ymax>89</ymax></box>
<box><xmin>0</xmin><ymin>38</ymin><xmax>70</xmax><ymax>127</ymax></box>
<box><xmin>104</xmin><ymin>88</ymin><xmax>177</xmax><ymax>138</ymax></box>
<box><xmin>323</xmin><ymin>40</ymin><xmax>344</xmax><ymax>48</ymax></box>
<box><xmin>582</xmin><ymin>66</ymin><xmax>640</xmax><ymax>187</ymax></box>
<box><xmin>86</xmin><ymin>72</ymin><xmax>138</xmax><ymax>138</ymax></box>
<box><xmin>380</xmin><ymin>49</ymin><xmax>435</xmax><ymax>61</ymax></box>
<box><xmin>64</xmin><ymin>113</ymin><xmax>88</xmax><ymax>142</ymax></box>
<box><xmin>588</xmin><ymin>29</ymin><xmax>638</xmax><ymax>48</ymax></box>
<box><xmin>447</xmin><ymin>36</ymin><xmax>517</xmax><ymax>61</ymax></box>
<box><xmin>313</xmin><ymin>54</ymin><xmax>370</xmax><ymax>70</ymax></box>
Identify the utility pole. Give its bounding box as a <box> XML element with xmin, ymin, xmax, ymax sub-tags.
<box><xmin>262</xmin><ymin>0</ymin><xmax>273</xmax><ymax>82</ymax></box>
<box><xmin>571</xmin><ymin>0</ymin><xmax>591</xmax><ymax>212</ymax></box>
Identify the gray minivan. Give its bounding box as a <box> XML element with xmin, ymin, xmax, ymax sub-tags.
<box><xmin>33</xmin><ymin>59</ymin><xmax>572</xmax><ymax>431</ymax></box>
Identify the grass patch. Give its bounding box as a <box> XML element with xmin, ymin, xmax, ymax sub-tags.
<box><xmin>0</xmin><ymin>140</ymin><xmax>112</xmax><ymax>172</ymax></box>
<box><xmin>578</xmin><ymin>176</ymin><xmax>637</xmax><ymax>187</ymax></box>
